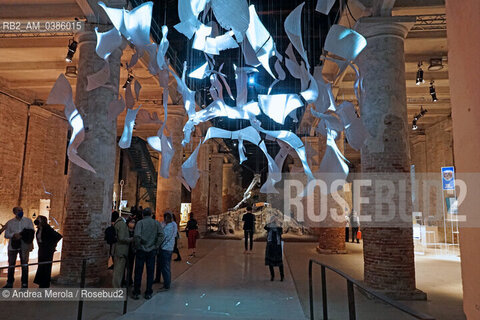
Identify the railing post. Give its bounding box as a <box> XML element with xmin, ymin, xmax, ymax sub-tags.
<box><xmin>309</xmin><ymin>260</ymin><xmax>314</xmax><ymax>320</ymax></box>
<box><xmin>347</xmin><ymin>280</ymin><xmax>356</xmax><ymax>320</ymax></box>
<box><xmin>77</xmin><ymin>259</ymin><xmax>87</xmax><ymax>320</ymax></box>
<box><xmin>321</xmin><ymin>265</ymin><xmax>328</xmax><ymax>320</ymax></box>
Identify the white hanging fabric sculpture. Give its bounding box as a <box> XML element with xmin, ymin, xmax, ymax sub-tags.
<box><xmin>204</xmin><ymin>126</ymin><xmax>281</xmax><ymax>193</ymax></box>
<box><xmin>324</xmin><ymin>25</ymin><xmax>367</xmax><ymax>63</ymax></box>
<box><xmin>181</xmin><ymin>139</ymin><xmax>203</xmax><ymax>190</ymax></box>
<box><xmin>284</xmin><ymin>2</ymin><xmax>310</xmax><ymax>70</ymax></box>
<box><xmin>245</xmin><ymin>5</ymin><xmax>278</xmax><ymax>78</ymax></box>
<box><xmin>336</xmin><ymin>101</ymin><xmax>368</xmax><ymax>151</ymax></box>
<box><xmin>174</xmin><ymin>0</ymin><xmax>209</xmax><ymax>39</ymax></box>
<box><xmin>318</xmin><ymin>129</ymin><xmax>349</xmax><ymax>192</ymax></box>
<box><xmin>118</xmin><ymin>105</ymin><xmax>141</xmax><ymax>149</ymax></box>
<box><xmin>98</xmin><ymin>1</ymin><xmax>153</xmax><ymax>48</ymax></box>
<box><xmin>156</xmin><ymin>25</ymin><xmax>169</xmax><ymax>70</ymax></box>
<box><xmin>95</xmin><ymin>27</ymin><xmax>123</xmax><ymax>60</ymax></box>
<box><xmin>316</xmin><ymin>0</ymin><xmax>336</xmax><ymax>15</ymax></box>
<box><xmin>210</xmin><ymin>0</ymin><xmax>249</xmax><ymax>42</ymax></box>
<box><xmin>46</xmin><ymin>74</ymin><xmax>96</xmax><ymax>173</ymax></box>
<box><xmin>258</xmin><ymin>94</ymin><xmax>303</xmax><ymax>125</ymax></box>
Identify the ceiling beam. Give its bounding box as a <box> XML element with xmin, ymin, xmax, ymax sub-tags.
<box><xmin>0</xmin><ymin>4</ymin><xmax>84</xmax><ymax>19</ymax></box>
<box><xmin>0</xmin><ymin>37</ymin><xmax>70</xmax><ymax>48</ymax></box>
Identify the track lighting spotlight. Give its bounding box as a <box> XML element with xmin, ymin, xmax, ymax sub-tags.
<box><xmin>65</xmin><ymin>38</ymin><xmax>78</xmax><ymax>63</ymax></box>
<box><xmin>122</xmin><ymin>73</ymin><xmax>134</xmax><ymax>89</ymax></box>
<box><xmin>412</xmin><ymin>106</ymin><xmax>428</xmax><ymax>130</ymax></box>
<box><xmin>428</xmin><ymin>58</ymin><xmax>443</xmax><ymax>71</ymax></box>
<box><xmin>429</xmin><ymin>81</ymin><xmax>438</xmax><ymax>102</ymax></box>
<box><xmin>416</xmin><ymin>62</ymin><xmax>424</xmax><ymax>85</ymax></box>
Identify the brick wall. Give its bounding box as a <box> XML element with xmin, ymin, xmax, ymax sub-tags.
<box><xmin>0</xmin><ymin>93</ymin><xmax>68</xmax><ymax>228</ymax></box>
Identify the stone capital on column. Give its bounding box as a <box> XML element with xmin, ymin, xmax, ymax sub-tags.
<box><xmin>355</xmin><ymin>16</ymin><xmax>416</xmax><ymax>39</ymax></box>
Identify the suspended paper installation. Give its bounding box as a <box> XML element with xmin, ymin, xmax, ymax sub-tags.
<box><xmin>284</xmin><ymin>2</ymin><xmax>310</xmax><ymax>70</ymax></box>
<box><xmin>46</xmin><ymin>74</ymin><xmax>96</xmax><ymax>173</ymax></box>
<box><xmin>118</xmin><ymin>105</ymin><xmax>141</xmax><ymax>149</ymax></box>
<box><xmin>53</xmin><ymin>0</ymin><xmax>370</xmax><ymax>198</ymax></box>
<box><xmin>98</xmin><ymin>1</ymin><xmax>152</xmax><ymax>48</ymax></box>
<box><xmin>95</xmin><ymin>27</ymin><xmax>123</xmax><ymax>60</ymax></box>
<box><xmin>316</xmin><ymin>0</ymin><xmax>336</xmax><ymax>15</ymax></box>
<box><xmin>245</xmin><ymin>5</ymin><xmax>278</xmax><ymax>78</ymax></box>
<box><xmin>181</xmin><ymin>139</ymin><xmax>203</xmax><ymax>190</ymax></box>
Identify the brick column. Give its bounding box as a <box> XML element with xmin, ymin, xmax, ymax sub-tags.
<box><xmin>356</xmin><ymin>17</ymin><xmax>425</xmax><ymax>298</ymax></box>
<box><xmin>59</xmin><ymin>31</ymin><xmax>122</xmax><ymax>284</ymax></box>
<box><xmin>156</xmin><ymin>105</ymin><xmax>186</xmax><ymax>218</ymax></box>
<box><xmin>191</xmin><ymin>139</ymin><xmax>210</xmax><ymax>234</ymax></box>
<box><xmin>306</xmin><ymin>135</ymin><xmax>347</xmax><ymax>254</ymax></box>
<box><xmin>208</xmin><ymin>153</ymin><xmax>224</xmax><ymax>216</ymax></box>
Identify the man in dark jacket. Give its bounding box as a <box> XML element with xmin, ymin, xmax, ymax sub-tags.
<box><xmin>242</xmin><ymin>206</ymin><xmax>255</xmax><ymax>254</ymax></box>
<box><xmin>132</xmin><ymin>208</ymin><xmax>164</xmax><ymax>300</ymax></box>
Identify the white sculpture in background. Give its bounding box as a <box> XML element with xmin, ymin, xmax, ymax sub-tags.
<box><xmin>233</xmin><ymin>174</ymin><xmax>261</xmax><ymax>210</ymax></box>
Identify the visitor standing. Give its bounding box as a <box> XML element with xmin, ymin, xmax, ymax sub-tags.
<box><xmin>126</xmin><ymin>217</ymin><xmax>136</xmax><ymax>286</ymax></box>
<box><xmin>350</xmin><ymin>211</ymin><xmax>360</xmax><ymax>244</ymax></box>
<box><xmin>158</xmin><ymin>212</ymin><xmax>177</xmax><ymax>292</ymax></box>
<box><xmin>33</xmin><ymin>216</ymin><xmax>62</xmax><ymax>288</ymax></box>
<box><xmin>264</xmin><ymin>217</ymin><xmax>284</xmax><ymax>281</ymax></box>
<box><xmin>132</xmin><ymin>208</ymin><xmax>163</xmax><ymax>300</ymax></box>
<box><xmin>3</xmin><ymin>207</ymin><xmax>34</xmax><ymax>288</ymax></box>
<box><xmin>345</xmin><ymin>213</ymin><xmax>350</xmax><ymax>242</ymax></box>
<box><xmin>172</xmin><ymin>213</ymin><xmax>182</xmax><ymax>261</ymax></box>
<box><xmin>112</xmin><ymin>212</ymin><xmax>131</xmax><ymax>288</ymax></box>
<box><xmin>242</xmin><ymin>206</ymin><xmax>255</xmax><ymax>254</ymax></box>
<box><xmin>185</xmin><ymin>213</ymin><xmax>199</xmax><ymax>257</ymax></box>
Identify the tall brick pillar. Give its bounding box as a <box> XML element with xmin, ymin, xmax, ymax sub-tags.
<box><xmin>307</xmin><ymin>135</ymin><xmax>347</xmax><ymax>254</ymax></box>
<box><xmin>356</xmin><ymin>17</ymin><xmax>425</xmax><ymax>298</ymax></box>
<box><xmin>59</xmin><ymin>30</ymin><xmax>122</xmax><ymax>284</ymax></box>
<box><xmin>208</xmin><ymin>153</ymin><xmax>224</xmax><ymax>216</ymax></box>
<box><xmin>156</xmin><ymin>105</ymin><xmax>185</xmax><ymax>218</ymax></box>
<box><xmin>191</xmin><ymin>140</ymin><xmax>210</xmax><ymax>234</ymax></box>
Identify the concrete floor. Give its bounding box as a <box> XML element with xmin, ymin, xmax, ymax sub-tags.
<box><xmin>119</xmin><ymin>240</ymin><xmax>306</xmax><ymax>320</ymax></box>
<box><xmin>0</xmin><ymin>239</ymin><xmax>465</xmax><ymax>320</ymax></box>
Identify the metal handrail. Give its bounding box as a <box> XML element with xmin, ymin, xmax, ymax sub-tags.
<box><xmin>0</xmin><ymin>256</ymin><xmax>129</xmax><ymax>320</ymax></box>
<box><xmin>308</xmin><ymin>259</ymin><xmax>436</xmax><ymax>320</ymax></box>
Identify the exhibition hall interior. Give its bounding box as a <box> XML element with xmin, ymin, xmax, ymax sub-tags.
<box><xmin>0</xmin><ymin>0</ymin><xmax>479</xmax><ymax>319</ymax></box>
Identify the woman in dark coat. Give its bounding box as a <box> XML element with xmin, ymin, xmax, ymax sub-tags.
<box><xmin>264</xmin><ymin>218</ymin><xmax>284</xmax><ymax>281</ymax></box>
<box><xmin>185</xmin><ymin>213</ymin><xmax>199</xmax><ymax>257</ymax></box>
<box><xmin>34</xmin><ymin>216</ymin><xmax>62</xmax><ymax>288</ymax></box>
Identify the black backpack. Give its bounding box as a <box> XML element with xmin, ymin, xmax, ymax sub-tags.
<box><xmin>104</xmin><ymin>225</ymin><xmax>117</xmax><ymax>245</ymax></box>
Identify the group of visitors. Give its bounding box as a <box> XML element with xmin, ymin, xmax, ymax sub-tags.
<box><xmin>109</xmin><ymin>208</ymin><xmax>199</xmax><ymax>300</ymax></box>
<box><xmin>242</xmin><ymin>206</ymin><xmax>285</xmax><ymax>282</ymax></box>
<box><xmin>1</xmin><ymin>207</ymin><xmax>62</xmax><ymax>288</ymax></box>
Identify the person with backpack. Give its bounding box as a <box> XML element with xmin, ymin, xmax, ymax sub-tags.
<box><xmin>105</xmin><ymin>212</ymin><xmax>118</xmax><ymax>270</ymax></box>
<box><xmin>112</xmin><ymin>211</ymin><xmax>132</xmax><ymax>288</ymax></box>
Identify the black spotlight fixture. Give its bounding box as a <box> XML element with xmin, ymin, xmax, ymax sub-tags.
<box><xmin>416</xmin><ymin>62</ymin><xmax>424</xmax><ymax>85</ymax></box>
<box><xmin>412</xmin><ymin>106</ymin><xmax>428</xmax><ymax>130</ymax></box>
<box><xmin>122</xmin><ymin>73</ymin><xmax>134</xmax><ymax>89</ymax></box>
<box><xmin>428</xmin><ymin>58</ymin><xmax>444</xmax><ymax>71</ymax></box>
<box><xmin>429</xmin><ymin>80</ymin><xmax>438</xmax><ymax>102</ymax></box>
<box><xmin>65</xmin><ymin>38</ymin><xmax>78</xmax><ymax>63</ymax></box>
